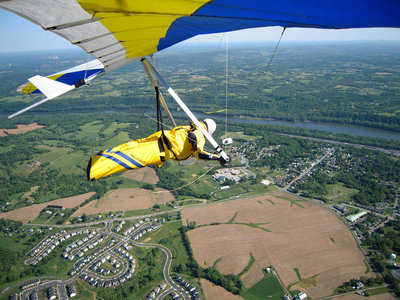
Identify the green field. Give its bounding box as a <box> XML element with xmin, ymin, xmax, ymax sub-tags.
<box><xmin>324</xmin><ymin>182</ymin><xmax>359</xmax><ymax>203</ymax></box>
<box><xmin>32</xmin><ymin>207</ymin><xmax>74</xmax><ymax>225</ymax></box>
<box><xmin>150</xmin><ymin>220</ymin><xmax>190</xmax><ymax>270</ymax></box>
<box><xmin>101</xmin><ymin>131</ymin><xmax>130</xmax><ymax>149</ymax></box>
<box><xmin>242</xmin><ymin>274</ymin><xmax>285</xmax><ymax>300</ymax></box>
<box><xmin>77</xmin><ymin>121</ymin><xmax>103</xmax><ymax>139</ymax></box>
<box><xmin>365</xmin><ymin>286</ymin><xmax>391</xmax><ymax>296</ymax></box>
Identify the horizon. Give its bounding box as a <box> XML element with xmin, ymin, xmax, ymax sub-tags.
<box><xmin>1</xmin><ymin>8</ymin><xmax>400</xmax><ymax>53</ymax></box>
<box><xmin>1</xmin><ymin>40</ymin><xmax>400</xmax><ymax>56</ymax></box>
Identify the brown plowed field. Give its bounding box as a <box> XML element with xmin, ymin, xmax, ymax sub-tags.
<box><xmin>335</xmin><ymin>294</ymin><xmax>395</xmax><ymax>300</ymax></box>
<box><xmin>0</xmin><ymin>192</ymin><xmax>94</xmax><ymax>222</ymax></box>
<box><xmin>71</xmin><ymin>188</ymin><xmax>173</xmax><ymax>217</ymax></box>
<box><xmin>121</xmin><ymin>167</ymin><xmax>159</xmax><ymax>184</ymax></box>
<box><xmin>182</xmin><ymin>193</ymin><xmax>371</xmax><ymax>298</ymax></box>
<box><xmin>0</xmin><ymin>122</ymin><xmax>44</xmax><ymax>137</ymax></box>
<box><xmin>200</xmin><ymin>279</ymin><xmax>243</xmax><ymax>300</ymax></box>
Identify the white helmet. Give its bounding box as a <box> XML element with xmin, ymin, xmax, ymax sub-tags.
<box><xmin>203</xmin><ymin>118</ymin><xmax>216</xmax><ymax>135</ymax></box>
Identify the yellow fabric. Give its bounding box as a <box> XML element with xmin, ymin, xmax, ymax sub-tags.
<box><xmin>162</xmin><ymin>124</ymin><xmax>212</xmax><ymax>161</ymax></box>
<box><xmin>78</xmin><ymin>0</ymin><xmax>211</xmax><ymax>58</ymax></box>
<box><xmin>88</xmin><ymin>123</ymin><xmax>213</xmax><ymax>181</ymax></box>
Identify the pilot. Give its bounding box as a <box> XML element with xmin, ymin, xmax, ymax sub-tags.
<box><xmin>87</xmin><ymin>118</ymin><xmax>227</xmax><ymax>181</ymax></box>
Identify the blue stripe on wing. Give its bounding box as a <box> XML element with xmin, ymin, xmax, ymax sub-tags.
<box><xmin>105</xmin><ymin>149</ymin><xmax>144</xmax><ymax>168</ymax></box>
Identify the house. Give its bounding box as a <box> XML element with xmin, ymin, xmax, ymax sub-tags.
<box><xmin>66</xmin><ymin>284</ymin><xmax>77</xmax><ymax>297</ymax></box>
<box><xmin>294</xmin><ymin>292</ymin><xmax>307</xmax><ymax>300</ymax></box>
<box><xmin>47</xmin><ymin>287</ymin><xmax>56</xmax><ymax>300</ymax></box>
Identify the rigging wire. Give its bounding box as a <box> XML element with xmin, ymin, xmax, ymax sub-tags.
<box><xmin>83</xmin><ymin>53</ymin><xmax>91</xmax><ymax>81</ymax></box>
<box><xmin>129</xmin><ymin>92</ymin><xmax>156</xmax><ymax>139</ymax></box>
<box><xmin>254</xmin><ymin>27</ymin><xmax>286</xmax><ymax>93</ymax></box>
<box><xmin>154</xmin><ymin>164</ymin><xmax>218</xmax><ymax>194</ymax></box>
<box><xmin>265</xmin><ymin>27</ymin><xmax>286</xmax><ymax>75</ymax></box>
<box><xmin>224</xmin><ymin>33</ymin><xmax>229</xmax><ymax>145</ymax></box>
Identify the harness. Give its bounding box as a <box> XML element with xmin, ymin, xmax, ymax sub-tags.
<box><xmin>187</xmin><ymin>122</ymin><xmax>197</xmax><ymax>151</ymax></box>
<box><xmin>154</xmin><ymin>87</ymin><xmax>202</xmax><ymax>163</ymax></box>
<box><xmin>155</xmin><ymin>86</ymin><xmax>178</xmax><ymax>162</ymax></box>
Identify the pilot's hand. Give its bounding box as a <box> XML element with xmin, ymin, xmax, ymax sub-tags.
<box><xmin>219</xmin><ymin>155</ymin><xmax>231</xmax><ymax>166</ymax></box>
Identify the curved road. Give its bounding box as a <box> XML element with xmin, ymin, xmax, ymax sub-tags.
<box><xmin>130</xmin><ymin>241</ymin><xmax>190</xmax><ymax>300</ymax></box>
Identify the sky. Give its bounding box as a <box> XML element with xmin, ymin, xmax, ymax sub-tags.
<box><xmin>1</xmin><ymin>8</ymin><xmax>400</xmax><ymax>53</ymax></box>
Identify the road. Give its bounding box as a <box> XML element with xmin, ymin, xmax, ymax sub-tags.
<box><xmin>130</xmin><ymin>241</ymin><xmax>190</xmax><ymax>300</ymax></box>
<box><xmin>393</xmin><ymin>188</ymin><xmax>399</xmax><ymax>219</ymax></box>
<box><xmin>27</xmin><ymin>190</ymin><xmax>286</xmax><ymax>229</ymax></box>
<box><xmin>278</xmin><ymin>133</ymin><xmax>400</xmax><ymax>157</ymax></box>
<box><xmin>315</xmin><ymin>284</ymin><xmax>390</xmax><ymax>300</ymax></box>
<box><xmin>284</xmin><ymin>147</ymin><xmax>335</xmax><ymax>190</ymax></box>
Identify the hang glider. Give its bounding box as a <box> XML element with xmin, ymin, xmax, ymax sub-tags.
<box><xmin>1</xmin><ymin>0</ymin><xmax>400</xmax><ymax>164</ymax></box>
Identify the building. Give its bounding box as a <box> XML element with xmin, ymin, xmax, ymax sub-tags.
<box><xmin>294</xmin><ymin>292</ymin><xmax>307</xmax><ymax>300</ymax></box>
<box><xmin>261</xmin><ymin>179</ymin><xmax>271</xmax><ymax>186</ymax></box>
<box><xmin>333</xmin><ymin>205</ymin><xmax>346</xmax><ymax>214</ymax></box>
<box><xmin>67</xmin><ymin>284</ymin><xmax>77</xmax><ymax>297</ymax></box>
<box><xmin>47</xmin><ymin>287</ymin><xmax>56</xmax><ymax>300</ymax></box>
<box><xmin>22</xmin><ymin>279</ymin><xmax>41</xmax><ymax>290</ymax></box>
<box><xmin>346</xmin><ymin>211</ymin><xmax>367</xmax><ymax>222</ymax></box>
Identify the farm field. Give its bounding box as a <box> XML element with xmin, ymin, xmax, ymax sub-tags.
<box><xmin>121</xmin><ymin>167</ymin><xmax>159</xmax><ymax>184</ymax></box>
<box><xmin>242</xmin><ymin>274</ymin><xmax>285</xmax><ymax>300</ymax></box>
<box><xmin>182</xmin><ymin>192</ymin><xmax>370</xmax><ymax>298</ymax></box>
<box><xmin>71</xmin><ymin>188</ymin><xmax>173</xmax><ymax>217</ymax></box>
<box><xmin>335</xmin><ymin>294</ymin><xmax>395</xmax><ymax>300</ymax></box>
<box><xmin>0</xmin><ymin>192</ymin><xmax>94</xmax><ymax>222</ymax></box>
<box><xmin>200</xmin><ymin>279</ymin><xmax>243</xmax><ymax>300</ymax></box>
<box><xmin>0</xmin><ymin>122</ymin><xmax>44</xmax><ymax>137</ymax></box>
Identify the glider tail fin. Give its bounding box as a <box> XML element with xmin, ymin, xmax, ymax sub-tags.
<box><xmin>8</xmin><ymin>59</ymin><xmax>105</xmax><ymax>118</ymax></box>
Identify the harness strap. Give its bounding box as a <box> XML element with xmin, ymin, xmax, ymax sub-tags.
<box><xmin>157</xmin><ymin>138</ymin><xmax>166</xmax><ymax>162</ymax></box>
<box><xmin>154</xmin><ymin>86</ymin><xmax>179</xmax><ymax>161</ymax></box>
<box><xmin>188</xmin><ymin>131</ymin><xmax>197</xmax><ymax>151</ymax></box>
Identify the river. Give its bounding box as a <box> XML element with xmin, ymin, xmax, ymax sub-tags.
<box><xmin>15</xmin><ymin>109</ymin><xmax>392</xmax><ymax>142</ymax></box>
<box><xmin>194</xmin><ymin>113</ymin><xmax>400</xmax><ymax>142</ymax></box>
<box><xmin>99</xmin><ymin>110</ymin><xmax>400</xmax><ymax>141</ymax></box>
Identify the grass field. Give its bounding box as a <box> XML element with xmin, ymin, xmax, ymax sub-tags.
<box><xmin>242</xmin><ymin>274</ymin><xmax>285</xmax><ymax>300</ymax></box>
<box><xmin>324</xmin><ymin>183</ymin><xmax>359</xmax><ymax>203</ymax></box>
<box><xmin>76</xmin><ymin>121</ymin><xmax>103</xmax><ymax>139</ymax></box>
<box><xmin>101</xmin><ymin>131</ymin><xmax>130</xmax><ymax>149</ymax></box>
<box><xmin>163</xmin><ymin>159</ymin><xmax>221</xmax><ymax>197</ymax></box>
<box><xmin>32</xmin><ymin>207</ymin><xmax>74</xmax><ymax>225</ymax></box>
<box><xmin>102</xmin><ymin>122</ymin><xmax>130</xmax><ymax>136</ymax></box>
<box><xmin>213</xmin><ymin>182</ymin><xmax>277</xmax><ymax>200</ymax></box>
<box><xmin>150</xmin><ymin>220</ymin><xmax>190</xmax><ymax>270</ymax></box>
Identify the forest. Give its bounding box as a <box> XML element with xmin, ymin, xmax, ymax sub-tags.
<box><xmin>1</xmin><ymin>42</ymin><xmax>399</xmax><ymax>132</ymax></box>
<box><xmin>0</xmin><ymin>111</ymin><xmax>399</xmax><ymax>211</ymax></box>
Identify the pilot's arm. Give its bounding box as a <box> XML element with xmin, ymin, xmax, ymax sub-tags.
<box><xmin>190</xmin><ymin>130</ymin><xmax>220</xmax><ymax>161</ymax></box>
